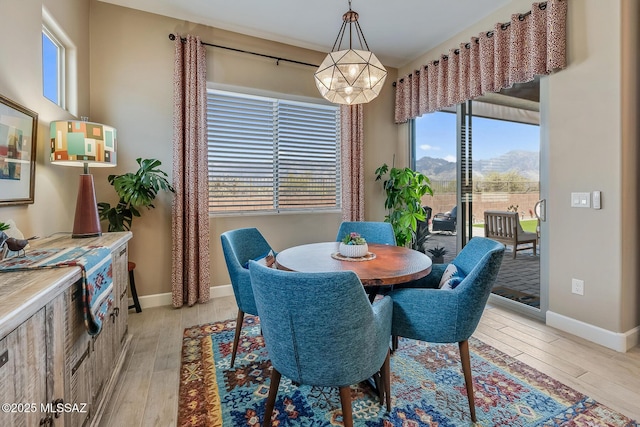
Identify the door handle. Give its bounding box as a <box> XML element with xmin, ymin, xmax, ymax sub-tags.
<box><xmin>534</xmin><ymin>199</ymin><xmax>546</xmax><ymax>222</ymax></box>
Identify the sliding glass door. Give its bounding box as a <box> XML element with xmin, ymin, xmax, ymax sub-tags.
<box><xmin>413</xmin><ymin>94</ymin><xmax>542</xmax><ymax>313</ymax></box>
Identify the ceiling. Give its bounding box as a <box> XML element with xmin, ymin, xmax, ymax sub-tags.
<box><xmin>98</xmin><ymin>0</ymin><xmax>512</xmax><ymax>68</ymax></box>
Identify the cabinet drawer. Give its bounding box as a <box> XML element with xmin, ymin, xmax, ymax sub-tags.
<box><xmin>0</xmin><ymin>310</ymin><xmax>48</xmax><ymax>427</ymax></box>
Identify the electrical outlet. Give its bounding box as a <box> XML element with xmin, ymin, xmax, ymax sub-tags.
<box><xmin>571</xmin><ymin>278</ymin><xmax>584</xmax><ymax>295</ymax></box>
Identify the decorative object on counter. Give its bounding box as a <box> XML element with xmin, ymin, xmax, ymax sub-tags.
<box><xmin>314</xmin><ymin>0</ymin><xmax>387</xmax><ymax>105</ymax></box>
<box><xmin>375</xmin><ymin>163</ymin><xmax>433</xmax><ymax>247</ymax></box>
<box><xmin>98</xmin><ymin>158</ymin><xmax>174</xmax><ymax>232</ymax></box>
<box><xmin>0</xmin><ymin>95</ymin><xmax>38</xmax><ymax>206</ymax></box>
<box><xmin>427</xmin><ymin>246</ymin><xmax>447</xmax><ymax>264</ymax></box>
<box><xmin>0</xmin><ymin>220</ymin><xmax>31</xmax><ymax>259</ymax></box>
<box><xmin>339</xmin><ymin>232</ymin><xmax>368</xmax><ymax>257</ymax></box>
<box><xmin>0</xmin><ymin>246</ymin><xmax>113</xmax><ymax>335</ymax></box>
<box><xmin>0</xmin><ymin>231</ymin><xmax>28</xmax><ymax>257</ymax></box>
<box><xmin>50</xmin><ymin>120</ymin><xmax>117</xmax><ymax>238</ymax></box>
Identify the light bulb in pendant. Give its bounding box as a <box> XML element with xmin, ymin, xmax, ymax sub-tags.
<box><xmin>348</xmin><ymin>65</ymin><xmax>359</xmax><ymax>77</ymax></box>
<box><xmin>344</xmin><ymin>86</ymin><xmax>353</xmax><ymax>95</ymax></box>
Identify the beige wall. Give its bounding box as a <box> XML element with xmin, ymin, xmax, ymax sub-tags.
<box><xmin>0</xmin><ymin>0</ymin><xmax>90</xmax><ymax>239</ymax></box>
<box><xmin>88</xmin><ymin>1</ymin><xmax>398</xmax><ymax>296</ymax></box>
<box><xmin>398</xmin><ymin>0</ymin><xmax>639</xmax><ymax>336</ymax></box>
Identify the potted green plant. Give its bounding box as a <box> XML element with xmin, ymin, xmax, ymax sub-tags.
<box><xmin>98</xmin><ymin>158</ymin><xmax>175</xmax><ymax>232</ymax></box>
<box><xmin>375</xmin><ymin>163</ymin><xmax>433</xmax><ymax>247</ymax></box>
<box><xmin>427</xmin><ymin>246</ymin><xmax>447</xmax><ymax>264</ymax></box>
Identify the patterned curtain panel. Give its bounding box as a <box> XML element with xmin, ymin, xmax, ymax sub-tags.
<box><xmin>340</xmin><ymin>104</ymin><xmax>364</xmax><ymax>222</ymax></box>
<box><xmin>172</xmin><ymin>35</ymin><xmax>211</xmax><ymax>307</ymax></box>
<box><xmin>394</xmin><ymin>0</ymin><xmax>567</xmax><ymax>123</ymax></box>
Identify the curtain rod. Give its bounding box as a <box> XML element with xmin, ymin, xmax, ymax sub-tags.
<box><xmin>168</xmin><ymin>34</ymin><xmax>319</xmax><ymax>68</ymax></box>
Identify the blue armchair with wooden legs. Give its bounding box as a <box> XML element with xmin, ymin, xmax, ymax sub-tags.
<box><xmin>220</xmin><ymin>228</ymin><xmax>276</xmax><ymax>367</ymax></box>
<box><xmin>336</xmin><ymin>221</ymin><xmax>397</xmax><ymax>245</ymax></box>
<box><xmin>249</xmin><ymin>262</ymin><xmax>393</xmax><ymax>427</ymax></box>
<box><xmin>389</xmin><ymin>237</ymin><xmax>505</xmax><ymax>423</ymax></box>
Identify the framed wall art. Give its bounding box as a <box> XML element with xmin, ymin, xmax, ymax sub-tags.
<box><xmin>0</xmin><ymin>94</ymin><xmax>38</xmax><ymax>205</ymax></box>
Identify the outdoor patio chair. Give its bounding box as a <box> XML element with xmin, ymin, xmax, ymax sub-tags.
<box><xmin>432</xmin><ymin>206</ymin><xmax>457</xmax><ymax>233</ymax></box>
<box><xmin>249</xmin><ymin>262</ymin><xmax>392</xmax><ymax>427</ymax></box>
<box><xmin>220</xmin><ymin>227</ymin><xmax>276</xmax><ymax>367</ymax></box>
<box><xmin>389</xmin><ymin>237</ymin><xmax>505</xmax><ymax>423</ymax></box>
<box><xmin>484</xmin><ymin>210</ymin><xmax>537</xmax><ymax>259</ymax></box>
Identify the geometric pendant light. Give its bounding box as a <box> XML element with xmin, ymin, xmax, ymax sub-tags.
<box><xmin>314</xmin><ymin>1</ymin><xmax>387</xmax><ymax>105</ymax></box>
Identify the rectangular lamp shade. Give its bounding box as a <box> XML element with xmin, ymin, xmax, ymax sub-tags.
<box><xmin>50</xmin><ymin>120</ymin><xmax>117</xmax><ymax>167</ymax></box>
<box><xmin>49</xmin><ymin>120</ymin><xmax>117</xmax><ymax>238</ymax></box>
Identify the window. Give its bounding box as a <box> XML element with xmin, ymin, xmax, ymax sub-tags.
<box><xmin>207</xmin><ymin>90</ymin><xmax>341</xmax><ymax>214</ymax></box>
<box><xmin>42</xmin><ymin>25</ymin><xmax>65</xmax><ymax>107</ymax></box>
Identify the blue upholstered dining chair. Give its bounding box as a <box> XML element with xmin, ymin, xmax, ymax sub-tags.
<box><xmin>389</xmin><ymin>237</ymin><xmax>505</xmax><ymax>423</ymax></box>
<box><xmin>336</xmin><ymin>221</ymin><xmax>396</xmax><ymax>245</ymax></box>
<box><xmin>249</xmin><ymin>262</ymin><xmax>393</xmax><ymax>427</ymax></box>
<box><xmin>220</xmin><ymin>228</ymin><xmax>276</xmax><ymax>367</ymax></box>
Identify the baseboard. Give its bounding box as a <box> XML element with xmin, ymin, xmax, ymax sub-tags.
<box><xmin>546</xmin><ymin>310</ymin><xmax>639</xmax><ymax>352</ymax></box>
<box><xmin>127</xmin><ymin>284</ymin><xmax>234</xmax><ymax>310</ymax></box>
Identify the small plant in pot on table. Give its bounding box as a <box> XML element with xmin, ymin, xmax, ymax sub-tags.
<box><xmin>339</xmin><ymin>232</ymin><xmax>368</xmax><ymax>258</ymax></box>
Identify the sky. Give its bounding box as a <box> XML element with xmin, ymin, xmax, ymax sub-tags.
<box><xmin>415</xmin><ymin>111</ymin><xmax>540</xmax><ymax>161</ymax></box>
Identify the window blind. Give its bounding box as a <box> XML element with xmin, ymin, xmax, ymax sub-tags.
<box><xmin>207</xmin><ymin>90</ymin><xmax>341</xmax><ymax>213</ymax></box>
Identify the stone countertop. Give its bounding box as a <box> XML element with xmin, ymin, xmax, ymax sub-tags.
<box><xmin>0</xmin><ymin>232</ymin><xmax>132</xmax><ymax>340</ymax></box>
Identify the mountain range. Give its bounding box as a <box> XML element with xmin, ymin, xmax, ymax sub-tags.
<box><xmin>415</xmin><ymin>150</ymin><xmax>539</xmax><ymax>181</ymax></box>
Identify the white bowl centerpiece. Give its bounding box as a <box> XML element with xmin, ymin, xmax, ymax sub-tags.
<box><xmin>339</xmin><ymin>232</ymin><xmax>368</xmax><ymax>258</ymax></box>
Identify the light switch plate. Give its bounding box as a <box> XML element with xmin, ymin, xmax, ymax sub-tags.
<box><xmin>571</xmin><ymin>192</ymin><xmax>590</xmax><ymax>208</ymax></box>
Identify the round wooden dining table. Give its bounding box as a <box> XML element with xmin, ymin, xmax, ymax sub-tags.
<box><xmin>275</xmin><ymin>242</ymin><xmax>432</xmax><ymax>287</ymax></box>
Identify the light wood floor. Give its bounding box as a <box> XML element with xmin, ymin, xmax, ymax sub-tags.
<box><xmin>99</xmin><ymin>298</ymin><xmax>640</xmax><ymax>426</ymax></box>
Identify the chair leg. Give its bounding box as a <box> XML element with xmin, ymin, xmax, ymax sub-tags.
<box><xmin>381</xmin><ymin>349</ymin><xmax>391</xmax><ymax>412</ymax></box>
<box><xmin>128</xmin><ymin>265</ymin><xmax>142</xmax><ymax>313</ymax></box>
<box><xmin>373</xmin><ymin>372</ymin><xmax>383</xmax><ymax>404</ymax></box>
<box><xmin>230</xmin><ymin>310</ymin><xmax>244</xmax><ymax>368</ymax></box>
<box><xmin>458</xmin><ymin>340</ymin><xmax>477</xmax><ymax>423</ymax></box>
<box><xmin>263</xmin><ymin>368</ymin><xmax>281</xmax><ymax>427</ymax></box>
<box><xmin>391</xmin><ymin>335</ymin><xmax>399</xmax><ymax>352</ymax></box>
<box><xmin>339</xmin><ymin>386</ymin><xmax>353</xmax><ymax>427</ymax></box>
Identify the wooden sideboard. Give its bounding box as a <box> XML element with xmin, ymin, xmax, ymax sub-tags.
<box><xmin>0</xmin><ymin>232</ymin><xmax>133</xmax><ymax>427</ymax></box>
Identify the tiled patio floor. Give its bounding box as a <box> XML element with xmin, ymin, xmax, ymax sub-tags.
<box><xmin>421</xmin><ymin>229</ymin><xmax>540</xmax><ymax>307</ymax></box>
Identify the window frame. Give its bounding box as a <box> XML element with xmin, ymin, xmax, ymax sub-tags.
<box><xmin>42</xmin><ymin>24</ymin><xmax>65</xmax><ymax>109</ymax></box>
<box><xmin>207</xmin><ymin>88</ymin><xmax>342</xmax><ymax>216</ymax></box>
<box><xmin>42</xmin><ymin>7</ymin><xmax>77</xmax><ymax>115</ymax></box>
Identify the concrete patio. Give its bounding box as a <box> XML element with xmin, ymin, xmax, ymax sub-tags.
<box><xmin>421</xmin><ymin>228</ymin><xmax>540</xmax><ymax>308</ymax></box>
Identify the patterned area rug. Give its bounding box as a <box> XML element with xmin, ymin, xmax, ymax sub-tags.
<box><xmin>178</xmin><ymin>316</ymin><xmax>638</xmax><ymax>426</ymax></box>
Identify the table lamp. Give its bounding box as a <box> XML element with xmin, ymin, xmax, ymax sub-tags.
<box><xmin>50</xmin><ymin>120</ymin><xmax>117</xmax><ymax>238</ymax></box>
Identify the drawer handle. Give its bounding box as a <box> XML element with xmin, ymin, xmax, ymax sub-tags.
<box><xmin>0</xmin><ymin>350</ymin><xmax>8</xmax><ymax>369</ymax></box>
<box><xmin>52</xmin><ymin>399</ymin><xmax>64</xmax><ymax>419</ymax></box>
<box><xmin>119</xmin><ymin>247</ymin><xmax>127</xmax><ymax>256</ymax></box>
<box><xmin>39</xmin><ymin>416</ymin><xmax>53</xmax><ymax>426</ymax></box>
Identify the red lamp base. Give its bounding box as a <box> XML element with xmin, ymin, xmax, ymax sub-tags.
<box><xmin>72</xmin><ymin>174</ymin><xmax>102</xmax><ymax>238</ymax></box>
